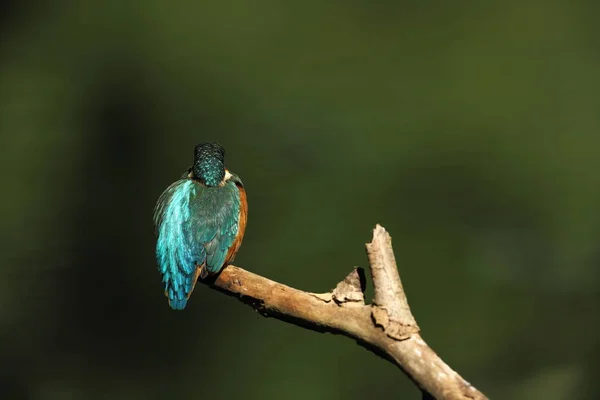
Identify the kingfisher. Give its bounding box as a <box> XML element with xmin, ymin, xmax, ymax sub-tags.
<box><xmin>153</xmin><ymin>142</ymin><xmax>248</xmax><ymax>310</ymax></box>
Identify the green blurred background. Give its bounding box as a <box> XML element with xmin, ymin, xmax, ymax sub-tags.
<box><xmin>1</xmin><ymin>1</ymin><xmax>598</xmax><ymax>399</ymax></box>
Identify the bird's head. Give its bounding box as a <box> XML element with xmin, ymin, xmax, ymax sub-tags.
<box><xmin>192</xmin><ymin>142</ymin><xmax>226</xmax><ymax>187</ymax></box>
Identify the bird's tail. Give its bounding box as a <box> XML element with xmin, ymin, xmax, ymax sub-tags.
<box><xmin>168</xmin><ymin>295</ymin><xmax>188</xmax><ymax>310</ymax></box>
<box><xmin>165</xmin><ymin>266</ymin><xmax>203</xmax><ymax>310</ymax></box>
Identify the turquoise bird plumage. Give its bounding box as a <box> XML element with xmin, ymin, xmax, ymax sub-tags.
<box><xmin>153</xmin><ymin>142</ymin><xmax>248</xmax><ymax>310</ymax></box>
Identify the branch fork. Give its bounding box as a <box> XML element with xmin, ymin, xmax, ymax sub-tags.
<box><xmin>205</xmin><ymin>225</ymin><xmax>488</xmax><ymax>400</ymax></box>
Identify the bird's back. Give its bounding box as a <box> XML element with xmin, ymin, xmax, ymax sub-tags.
<box><xmin>155</xmin><ymin>178</ymin><xmax>244</xmax><ymax>309</ymax></box>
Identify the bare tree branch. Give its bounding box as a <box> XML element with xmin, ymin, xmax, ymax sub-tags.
<box><xmin>203</xmin><ymin>225</ymin><xmax>488</xmax><ymax>400</ymax></box>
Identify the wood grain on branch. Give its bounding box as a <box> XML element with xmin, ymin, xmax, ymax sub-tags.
<box><xmin>203</xmin><ymin>225</ymin><xmax>488</xmax><ymax>400</ymax></box>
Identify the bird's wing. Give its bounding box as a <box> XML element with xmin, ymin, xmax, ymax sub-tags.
<box><xmin>154</xmin><ymin>178</ymin><xmax>204</xmax><ymax>309</ymax></box>
<box><xmin>225</xmin><ymin>176</ymin><xmax>247</xmax><ymax>265</ymax></box>
<box><xmin>192</xmin><ymin>180</ymin><xmax>243</xmax><ymax>277</ymax></box>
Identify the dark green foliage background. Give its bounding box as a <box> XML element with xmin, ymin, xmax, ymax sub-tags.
<box><xmin>1</xmin><ymin>1</ymin><xmax>598</xmax><ymax>399</ymax></box>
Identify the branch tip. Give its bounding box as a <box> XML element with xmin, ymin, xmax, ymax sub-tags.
<box><xmin>366</xmin><ymin>224</ymin><xmax>417</xmax><ymax>329</ymax></box>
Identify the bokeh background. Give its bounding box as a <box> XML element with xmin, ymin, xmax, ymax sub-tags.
<box><xmin>1</xmin><ymin>1</ymin><xmax>599</xmax><ymax>399</ymax></box>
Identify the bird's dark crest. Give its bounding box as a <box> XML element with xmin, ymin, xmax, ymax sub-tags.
<box><xmin>192</xmin><ymin>142</ymin><xmax>226</xmax><ymax>187</ymax></box>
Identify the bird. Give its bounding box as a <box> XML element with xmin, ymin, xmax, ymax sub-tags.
<box><xmin>153</xmin><ymin>142</ymin><xmax>248</xmax><ymax>310</ymax></box>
